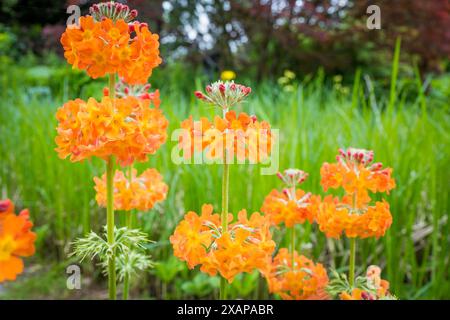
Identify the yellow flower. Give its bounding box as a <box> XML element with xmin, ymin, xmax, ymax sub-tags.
<box><xmin>220</xmin><ymin>70</ymin><xmax>236</xmax><ymax>81</ymax></box>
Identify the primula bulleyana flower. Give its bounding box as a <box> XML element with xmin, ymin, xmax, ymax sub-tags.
<box><xmin>55</xmin><ymin>96</ymin><xmax>167</xmax><ymax>166</ymax></box>
<box><xmin>313</xmin><ymin>148</ymin><xmax>395</xmax><ymax>239</ymax></box>
<box><xmin>261</xmin><ymin>189</ymin><xmax>313</xmax><ymax>227</ymax></box>
<box><xmin>179</xmin><ymin>110</ymin><xmax>271</xmax><ymax>163</ymax></box>
<box><xmin>261</xmin><ymin>169</ymin><xmax>313</xmax><ymax>227</ymax></box>
<box><xmin>61</xmin><ymin>3</ymin><xmax>161</xmax><ymax>84</ymax></box>
<box><xmin>170</xmin><ymin>204</ymin><xmax>275</xmax><ymax>283</ymax></box>
<box><xmin>94</xmin><ymin>168</ymin><xmax>168</xmax><ymax>211</ymax></box>
<box><xmin>264</xmin><ymin>248</ymin><xmax>329</xmax><ymax>300</ymax></box>
<box><xmin>0</xmin><ymin>199</ymin><xmax>36</xmax><ymax>282</ymax></box>
<box><xmin>311</xmin><ymin>195</ymin><xmax>392</xmax><ymax>239</ymax></box>
<box><xmin>340</xmin><ymin>265</ymin><xmax>392</xmax><ymax>300</ymax></box>
<box><xmin>321</xmin><ymin>147</ymin><xmax>395</xmax><ymax>206</ymax></box>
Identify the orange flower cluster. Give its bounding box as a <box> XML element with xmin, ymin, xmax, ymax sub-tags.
<box><xmin>55</xmin><ymin>96</ymin><xmax>168</xmax><ymax>166</ymax></box>
<box><xmin>261</xmin><ymin>189</ymin><xmax>313</xmax><ymax>227</ymax></box>
<box><xmin>264</xmin><ymin>248</ymin><xmax>329</xmax><ymax>300</ymax></box>
<box><xmin>94</xmin><ymin>168</ymin><xmax>168</xmax><ymax>211</ymax></box>
<box><xmin>340</xmin><ymin>265</ymin><xmax>391</xmax><ymax>300</ymax></box>
<box><xmin>179</xmin><ymin>110</ymin><xmax>272</xmax><ymax>163</ymax></box>
<box><xmin>170</xmin><ymin>204</ymin><xmax>275</xmax><ymax>283</ymax></box>
<box><xmin>0</xmin><ymin>199</ymin><xmax>36</xmax><ymax>282</ymax></box>
<box><xmin>321</xmin><ymin>148</ymin><xmax>395</xmax><ymax>206</ymax></box>
<box><xmin>314</xmin><ymin>148</ymin><xmax>395</xmax><ymax>239</ymax></box>
<box><xmin>311</xmin><ymin>196</ymin><xmax>393</xmax><ymax>239</ymax></box>
<box><xmin>261</xmin><ymin>169</ymin><xmax>313</xmax><ymax>227</ymax></box>
<box><xmin>61</xmin><ymin>14</ymin><xmax>161</xmax><ymax>84</ymax></box>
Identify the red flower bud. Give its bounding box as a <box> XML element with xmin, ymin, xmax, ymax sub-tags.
<box><xmin>103</xmin><ymin>87</ymin><xmax>109</xmax><ymax>96</ymax></box>
<box><xmin>206</xmin><ymin>85</ymin><xmax>212</xmax><ymax>93</ymax></box>
<box><xmin>219</xmin><ymin>84</ymin><xmax>226</xmax><ymax>94</ymax></box>
<box><xmin>124</xmin><ymin>87</ymin><xmax>130</xmax><ymax>95</ymax></box>
<box><xmin>0</xmin><ymin>199</ymin><xmax>12</xmax><ymax>212</ymax></box>
<box><xmin>194</xmin><ymin>91</ymin><xmax>204</xmax><ymax>99</ymax></box>
<box><xmin>140</xmin><ymin>93</ymin><xmax>151</xmax><ymax>99</ymax></box>
<box><xmin>130</xmin><ymin>9</ymin><xmax>138</xmax><ymax>18</ymax></box>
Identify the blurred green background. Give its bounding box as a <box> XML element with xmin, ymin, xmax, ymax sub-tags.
<box><xmin>0</xmin><ymin>0</ymin><xmax>449</xmax><ymax>299</ymax></box>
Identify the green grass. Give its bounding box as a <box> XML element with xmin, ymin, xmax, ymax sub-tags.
<box><xmin>0</xmin><ymin>59</ymin><xmax>449</xmax><ymax>299</ymax></box>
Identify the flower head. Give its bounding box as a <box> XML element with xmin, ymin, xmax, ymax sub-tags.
<box><xmin>94</xmin><ymin>168</ymin><xmax>168</xmax><ymax>211</ymax></box>
<box><xmin>194</xmin><ymin>81</ymin><xmax>251</xmax><ymax>110</ymax></box>
<box><xmin>321</xmin><ymin>148</ymin><xmax>395</xmax><ymax>206</ymax></box>
<box><xmin>179</xmin><ymin>110</ymin><xmax>271</xmax><ymax>163</ymax></box>
<box><xmin>170</xmin><ymin>204</ymin><xmax>275</xmax><ymax>283</ymax></box>
<box><xmin>0</xmin><ymin>199</ymin><xmax>36</xmax><ymax>282</ymax></box>
<box><xmin>61</xmin><ymin>7</ymin><xmax>161</xmax><ymax>84</ymax></box>
<box><xmin>55</xmin><ymin>96</ymin><xmax>168</xmax><ymax>166</ymax></box>
<box><xmin>311</xmin><ymin>195</ymin><xmax>393</xmax><ymax>239</ymax></box>
<box><xmin>264</xmin><ymin>248</ymin><xmax>329</xmax><ymax>300</ymax></box>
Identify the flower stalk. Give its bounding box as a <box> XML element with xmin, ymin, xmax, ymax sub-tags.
<box><xmin>220</xmin><ymin>159</ymin><xmax>230</xmax><ymax>300</ymax></box>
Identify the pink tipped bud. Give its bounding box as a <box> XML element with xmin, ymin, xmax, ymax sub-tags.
<box><xmin>276</xmin><ymin>172</ymin><xmax>284</xmax><ymax>181</ymax></box>
<box><xmin>338</xmin><ymin>148</ymin><xmax>345</xmax><ymax>156</ymax></box>
<box><xmin>282</xmin><ymin>188</ymin><xmax>290</xmax><ymax>198</ymax></box>
<box><xmin>116</xmin><ymin>3</ymin><xmax>123</xmax><ymax>11</ymax></box>
<box><xmin>124</xmin><ymin>87</ymin><xmax>130</xmax><ymax>95</ymax></box>
<box><xmin>128</xmin><ymin>23</ymin><xmax>135</xmax><ymax>33</ymax></box>
<box><xmin>140</xmin><ymin>22</ymin><xmax>148</xmax><ymax>30</ymax></box>
<box><xmin>130</xmin><ymin>9</ymin><xmax>138</xmax><ymax>18</ymax></box>
<box><xmin>143</xmin><ymin>83</ymin><xmax>151</xmax><ymax>91</ymax></box>
<box><xmin>250</xmin><ymin>115</ymin><xmax>257</xmax><ymax>123</ymax></box>
<box><xmin>336</xmin><ymin>155</ymin><xmax>341</xmax><ymax>162</ymax></box>
<box><xmin>194</xmin><ymin>91</ymin><xmax>204</xmax><ymax>99</ymax></box>
<box><xmin>103</xmin><ymin>87</ymin><xmax>109</xmax><ymax>96</ymax></box>
<box><xmin>92</xmin><ymin>4</ymin><xmax>99</xmax><ymax>12</ymax></box>
<box><xmin>245</xmin><ymin>87</ymin><xmax>252</xmax><ymax>95</ymax></box>
<box><xmin>140</xmin><ymin>93</ymin><xmax>151</xmax><ymax>99</ymax></box>
<box><xmin>219</xmin><ymin>84</ymin><xmax>226</xmax><ymax>94</ymax></box>
<box><xmin>0</xmin><ymin>199</ymin><xmax>11</xmax><ymax>212</ymax></box>
<box><xmin>230</xmin><ymin>83</ymin><xmax>236</xmax><ymax>91</ymax></box>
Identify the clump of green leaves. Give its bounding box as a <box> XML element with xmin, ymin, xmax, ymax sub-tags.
<box><xmin>71</xmin><ymin>226</ymin><xmax>154</xmax><ymax>283</ymax></box>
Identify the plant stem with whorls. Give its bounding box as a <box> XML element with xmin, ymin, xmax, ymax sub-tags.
<box><xmin>219</xmin><ymin>159</ymin><xmax>230</xmax><ymax>300</ymax></box>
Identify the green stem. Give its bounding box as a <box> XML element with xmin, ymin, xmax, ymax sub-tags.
<box><xmin>106</xmin><ymin>73</ymin><xmax>117</xmax><ymax>300</ymax></box>
<box><xmin>219</xmin><ymin>161</ymin><xmax>230</xmax><ymax>300</ymax></box>
<box><xmin>106</xmin><ymin>156</ymin><xmax>117</xmax><ymax>300</ymax></box>
<box><xmin>349</xmin><ymin>237</ymin><xmax>356</xmax><ymax>287</ymax></box>
<box><xmin>291</xmin><ymin>226</ymin><xmax>296</xmax><ymax>269</ymax></box>
<box><xmin>123</xmin><ymin>164</ymin><xmax>134</xmax><ymax>300</ymax></box>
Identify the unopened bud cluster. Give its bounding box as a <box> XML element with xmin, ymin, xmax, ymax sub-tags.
<box><xmin>277</xmin><ymin>168</ymin><xmax>308</xmax><ymax>188</ymax></box>
<box><xmin>194</xmin><ymin>80</ymin><xmax>252</xmax><ymax>110</ymax></box>
<box><xmin>90</xmin><ymin>1</ymin><xmax>138</xmax><ymax>22</ymax></box>
<box><xmin>337</xmin><ymin>147</ymin><xmax>385</xmax><ymax>172</ymax></box>
<box><xmin>111</xmin><ymin>80</ymin><xmax>154</xmax><ymax>99</ymax></box>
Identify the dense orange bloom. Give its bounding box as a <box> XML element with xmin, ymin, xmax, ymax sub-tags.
<box><xmin>320</xmin><ymin>148</ymin><xmax>395</xmax><ymax>206</ymax></box>
<box><xmin>94</xmin><ymin>168</ymin><xmax>168</xmax><ymax>211</ymax></box>
<box><xmin>55</xmin><ymin>96</ymin><xmax>168</xmax><ymax>166</ymax></box>
<box><xmin>340</xmin><ymin>265</ymin><xmax>392</xmax><ymax>300</ymax></box>
<box><xmin>0</xmin><ymin>199</ymin><xmax>36</xmax><ymax>282</ymax></box>
<box><xmin>179</xmin><ymin>110</ymin><xmax>272</xmax><ymax>163</ymax></box>
<box><xmin>264</xmin><ymin>248</ymin><xmax>329</xmax><ymax>300</ymax></box>
<box><xmin>313</xmin><ymin>148</ymin><xmax>395</xmax><ymax>239</ymax></box>
<box><xmin>261</xmin><ymin>189</ymin><xmax>313</xmax><ymax>227</ymax></box>
<box><xmin>311</xmin><ymin>195</ymin><xmax>392</xmax><ymax>239</ymax></box>
<box><xmin>170</xmin><ymin>204</ymin><xmax>275</xmax><ymax>283</ymax></box>
<box><xmin>61</xmin><ymin>16</ymin><xmax>161</xmax><ymax>83</ymax></box>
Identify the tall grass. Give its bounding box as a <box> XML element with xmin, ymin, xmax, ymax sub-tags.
<box><xmin>0</xmin><ymin>59</ymin><xmax>449</xmax><ymax>299</ymax></box>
